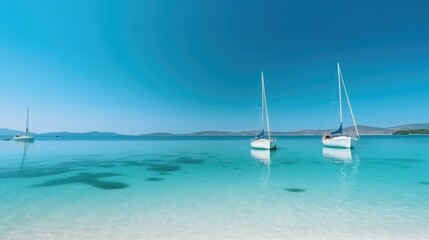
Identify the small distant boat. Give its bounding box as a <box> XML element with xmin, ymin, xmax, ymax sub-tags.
<box><xmin>13</xmin><ymin>107</ymin><xmax>34</xmax><ymax>142</ymax></box>
<box><xmin>322</xmin><ymin>63</ymin><xmax>359</xmax><ymax>149</ymax></box>
<box><xmin>250</xmin><ymin>72</ymin><xmax>276</xmax><ymax>150</ymax></box>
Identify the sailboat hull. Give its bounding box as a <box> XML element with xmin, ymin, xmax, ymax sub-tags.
<box><xmin>322</xmin><ymin>135</ymin><xmax>353</xmax><ymax>149</ymax></box>
<box><xmin>13</xmin><ymin>136</ymin><xmax>34</xmax><ymax>142</ymax></box>
<box><xmin>250</xmin><ymin>138</ymin><xmax>276</xmax><ymax>150</ymax></box>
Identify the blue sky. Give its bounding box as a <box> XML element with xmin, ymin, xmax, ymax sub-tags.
<box><xmin>0</xmin><ymin>0</ymin><xmax>428</xmax><ymax>134</ymax></box>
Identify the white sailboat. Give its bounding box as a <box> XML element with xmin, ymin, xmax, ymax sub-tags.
<box><xmin>322</xmin><ymin>63</ymin><xmax>359</xmax><ymax>149</ymax></box>
<box><xmin>250</xmin><ymin>72</ymin><xmax>277</xmax><ymax>150</ymax></box>
<box><xmin>13</xmin><ymin>107</ymin><xmax>34</xmax><ymax>142</ymax></box>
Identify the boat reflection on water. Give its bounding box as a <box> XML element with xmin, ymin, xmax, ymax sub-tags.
<box><xmin>250</xmin><ymin>149</ymin><xmax>272</xmax><ymax>164</ymax></box>
<box><xmin>14</xmin><ymin>141</ymin><xmax>32</xmax><ymax>171</ymax></box>
<box><xmin>322</xmin><ymin>147</ymin><xmax>352</xmax><ymax>162</ymax></box>
<box><xmin>251</xmin><ymin>149</ymin><xmax>275</xmax><ymax>189</ymax></box>
<box><xmin>323</xmin><ymin>147</ymin><xmax>360</xmax><ymax>197</ymax></box>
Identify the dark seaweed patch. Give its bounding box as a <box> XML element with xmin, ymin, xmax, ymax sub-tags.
<box><xmin>159</xmin><ymin>172</ymin><xmax>173</xmax><ymax>175</ymax></box>
<box><xmin>233</xmin><ymin>167</ymin><xmax>241</xmax><ymax>171</ymax></box>
<box><xmin>90</xmin><ymin>181</ymin><xmax>128</xmax><ymax>190</ymax></box>
<box><xmin>144</xmin><ymin>159</ymin><xmax>164</xmax><ymax>163</ymax></box>
<box><xmin>284</xmin><ymin>188</ymin><xmax>306</xmax><ymax>193</ymax></box>
<box><xmin>97</xmin><ymin>164</ymin><xmax>115</xmax><ymax>168</ymax></box>
<box><xmin>174</xmin><ymin>157</ymin><xmax>205</xmax><ymax>164</ymax></box>
<box><xmin>34</xmin><ymin>172</ymin><xmax>128</xmax><ymax>190</ymax></box>
<box><xmin>147</xmin><ymin>164</ymin><xmax>181</xmax><ymax>173</ymax></box>
<box><xmin>398</xmin><ymin>166</ymin><xmax>411</xmax><ymax>169</ymax></box>
<box><xmin>394</xmin><ymin>158</ymin><xmax>425</xmax><ymax>163</ymax></box>
<box><xmin>419</xmin><ymin>181</ymin><xmax>429</xmax><ymax>185</ymax></box>
<box><xmin>146</xmin><ymin>177</ymin><xmax>164</xmax><ymax>181</ymax></box>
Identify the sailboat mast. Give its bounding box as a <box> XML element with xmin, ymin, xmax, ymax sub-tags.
<box><xmin>262</xmin><ymin>72</ymin><xmax>271</xmax><ymax>140</ymax></box>
<box><xmin>337</xmin><ymin>63</ymin><xmax>343</xmax><ymax>125</ymax></box>
<box><xmin>261</xmin><ymin>72</ymin><xmax>264</xmax><ymax>133</ymax></box>
<box><xmin>25</xmin><ymin>106</ymin><xmax>29</xmax><ymax>136</ymax></box>
<box><xmin>339</xmin><ymin>70</ymin><xmax>360</xmax><ymax>138</ymax></box>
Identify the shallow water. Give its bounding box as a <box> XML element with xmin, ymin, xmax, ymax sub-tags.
<box><xmin>0</xmin><ymin>136</ymin><xmax>428</xmax><ymax>240</ymax></box>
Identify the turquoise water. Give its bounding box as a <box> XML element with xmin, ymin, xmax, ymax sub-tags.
<box><xmin>0</xmin><ymin>136</ymin><xmax>428</xmax><ymax>240</ymax></box>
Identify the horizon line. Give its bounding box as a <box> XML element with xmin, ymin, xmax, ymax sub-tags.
<box><xmin>1</xmin><ymin>122</ymin><xmax>428</xmax><ymax>136</ymax></box>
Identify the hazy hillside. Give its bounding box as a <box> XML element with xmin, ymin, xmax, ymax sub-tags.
<box><xmin>389</xmin><ymin>123</ymin><xmax>429</xmax><ymax>131</ymax></box>
<box><xmin>1</xmin><ymin>123</ymin><xmax>428</xmax><ymax>137</ymax></box>
<box><xmin>37</xmin><ymin>131</ymin><xmax>124</xmax><ymax>137</ymax></box>
<box><xmin>0</xmin><ymin>128</ymin><xmax>26</xmax><ymax>136</ymax></box>
<box><xmin>344</xmin><ymin>125</ymin><xmax>394</xmax><ymax>135</ymax></box>
<box><xmin>190</xmin><ymin>131</ymin><xmax>234</xmax><ymax>136</ymax></box>
<box><xmin>142</xmin><ymin>132</ymin><xmax>177</xmax><ymax>136</ymax></box>
<box><xmin>269</xmin><ymin>125</ymin><xmax>392</xmax><ymax>135</ymax></box>
<box><xmin>284</xmin><ymin>129</ymin><xmax>327</xmax><ymax>135</ymax></box>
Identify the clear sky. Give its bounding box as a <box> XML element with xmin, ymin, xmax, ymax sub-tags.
<box><xmin>0</xmin><ymin>0</ymin><xmax>428</xmax><ymax>134</ymax></box>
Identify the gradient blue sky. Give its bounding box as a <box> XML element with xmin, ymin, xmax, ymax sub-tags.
<box><xmin>1</xmin><ymin>0</ymin><xmax>428</xmax><ymax>134</ymax></box>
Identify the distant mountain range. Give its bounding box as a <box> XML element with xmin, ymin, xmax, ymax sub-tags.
<box><xmin>0</xmin><ymin>128</ymin><xmax>123</xmax><ymax>137</ymax></box>
<box><xmin>0</xmin><ymin>128</ymin><xmax>29</xmax><ymax>136</ymax></box>
<box><xmin>388</xmin><ymin>123</ymin><xmax>429</xmax><ymax>131</ymax></box>
<box><xmin>144</xmin><ymin>123</ymin><xmax>429</xmax><ymax>136</ymax></box>
<box><xmin>1</xmin><ymin>123</ymin><xmax>428</xmax><ymax>137</ymax></box>
<box><xmin>36</xmin><ymin>131</ymin><xmax>123</xmax><ymax>137</ymax></box>
<box><xmin>282</xmin><ymin>125</ymin><xmax>391</xmax><ymax>135</ymax></box>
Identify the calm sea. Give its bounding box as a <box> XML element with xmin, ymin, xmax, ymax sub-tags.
<box><xmin>0</xmin><ymin>136</ymin><xmax>428</xmax><ymax>240</ymax></box>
